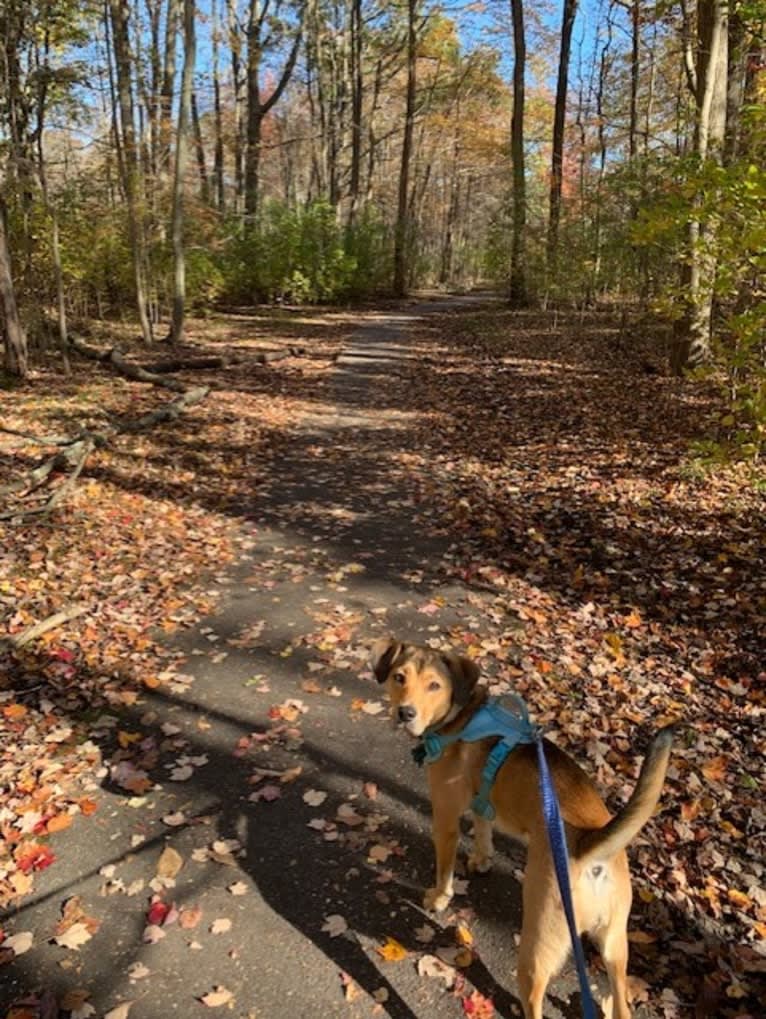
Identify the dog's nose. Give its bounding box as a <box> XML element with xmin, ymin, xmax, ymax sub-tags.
<box><xmin>398</xmin><ymin>705</ymin><xmax>416</xmax><ymax>723</ymax></box>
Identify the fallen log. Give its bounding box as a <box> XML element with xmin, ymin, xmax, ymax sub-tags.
<box><xmin>138</xmin><ymin>356</ymin><xmax>227</xmax><ymax>373</ymax></box>
<box><xmin>253</xmin><ymin>345</ymin><xmax>306</xmax><ymax>364</ymax></box>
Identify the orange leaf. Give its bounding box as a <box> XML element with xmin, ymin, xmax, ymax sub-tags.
<box><xmin>2</xmin><ymin>703</ymin><xmax>27</xmax><ymax>721</ymax></box>
<box><xmin>79</xmin><ymin>798</ymin><xmax>98</xmax><ymax>816</ymax></box>
<box><xmin>47</xmin><ymin>813</ymin><xmax>74</xmax><ymax>834</ymax></box>
<box><xmin>726</xmin><ymin>889</ymin><xmax>752</xmax><ymax>910</ymax></box>
<box><xmin>376</xmin><ymin>937</ymin><xmax>408</xmax><ymax>962</ymax></box>
<box><xmin>701</xmin><ymin>756</ymin><xmax>728</xmax><ymax>783</ymax></box>
<box><xmin>681</xmin><ymin>800</ymin><xmax>700</xmax><ymax>822</ymax></box>
<box><xmin>624</xmin><ymin>611</ymin><xmax>642</xmax><ymax>628</ymax></box>
<box><xmin>117</xmin><ymin>730</ymin><xmax>142</xmax><ymax>749</ymax></box>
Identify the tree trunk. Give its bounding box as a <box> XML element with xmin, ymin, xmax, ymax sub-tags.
<box><xmin>671</xmin><ymin>0</ymin><xmax>728</xmax><ymax>374</ymax></box>
<box><xmin>160</xmin><ymin>0</ymin><xmax>179</xmax><ymax>173</ymax></box>
<box><xmin>0</xmin><ymin>198</ymin><xmax>28</xmax><ymax>379</ymax></box>
<box><xmin>227</xmin><ymin>0</ymin><xmax>245</xmax><ymax>215</ymax></box>
<box><xmin>393</xmin><ymin>0</ymin><xmax>417</xmax><ymax>297</ymax></box>
<box><xmin>212</xmin><ymin>0</ymin><xmax>225</xmax><ymax>210</ymax></box>
<box><xmin>628</xmin><ymin>1</ymin><xmax>639</xmax><ymax>160</ymax></box>
<box><xmin>509</xmin><ymin>0</ymin><xmax>527</xmax><ymax>307</ymax></box>
<box><xmin>108</xmin><ymin>0</ymin><xmax>154</xmax><ymax>343</ymax></box>
<box><xmin>546</xmin><ymin>0</ymin><xmax>578</xmax><ymax>273</ymax></box>
<box><xmin>348</xmin><ymin>0</ymin><xmax>363</xmax><ymax>224</ymax></box>
<box><xmin>191</xmin><ymin>90</ymin><xmax>210</xmax><ymax>202</ymax></box>
<box><xmin>244</xmin><ymin>0</ymin><xmax>302</xmax><ymax>226</ymax></box>
<box><xmin>169</xmin><ymin>0</ymin><xmax>196</xmax><ymax>345</ymax></box>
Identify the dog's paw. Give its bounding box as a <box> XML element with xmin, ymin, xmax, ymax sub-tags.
<box><xmin>467</xmin><ymin>852</ymin><xmax>493</xmax><ymax>874</ymax></box>
<box><xmin>423</xmin><ymin>887</ymin><xmax>452</xmax><ymax>913</ymax></box>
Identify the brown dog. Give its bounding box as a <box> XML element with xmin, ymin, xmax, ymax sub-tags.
<box><xmin>371</xmin><ymin>638</ymin><xmax>673</xmax><ymax>1019</ymax></box>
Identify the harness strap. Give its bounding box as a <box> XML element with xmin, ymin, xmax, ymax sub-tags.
<box><xmin>470</xmin><ymin>738</ymin><xmax>515</xmax><ymax>820</ymax></box>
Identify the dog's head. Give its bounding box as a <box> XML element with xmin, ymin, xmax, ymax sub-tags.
<box><xmin>369</xmin><ymin>638</ymin><xmax>481</xmax><ymax>737</ymax></box>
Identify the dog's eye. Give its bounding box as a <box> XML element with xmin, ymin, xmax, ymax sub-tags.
<box><xmin>428</xmin><ymin>681</ymin><xmax>441</xmax><ymax>692</ymax></box>
<box><xmin>393</xmin><ymin>672</ymin><xmax>406</xmax><ymax>685</ymax></box>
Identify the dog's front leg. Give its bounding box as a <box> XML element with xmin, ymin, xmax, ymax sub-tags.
<box><xmin>423</xmin><ymin>756</ymin><xmax>472</xmax><ymax>913</ymax></box>
<box><xmin>424</xmin><ymin>806</ymin><xmax>460</xmax><ymax>912</ymax></box>
<box><xmin>467</xmin><ymin>813</ymin><xmax>494</xmax><ymax>873</ymax></box>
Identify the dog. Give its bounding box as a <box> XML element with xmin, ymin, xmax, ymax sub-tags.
<box><xmin>371</xmin><ymin>638</ymin><xmax>673</xmax><ymax>1019</ymax></box>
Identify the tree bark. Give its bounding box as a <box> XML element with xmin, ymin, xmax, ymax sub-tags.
<box><xmin>244</xmin><ymin>0</ymin><xmax>302</xmax><ymax>226</ymax></box>
<box><xmin>212</xmin><ymin>0</ymin><xmax>226</xmax><ymax>210</ymax></box>
<box><xmin>509</xmin><ymin>0</ymin><xmax>527</xmax><ymax>307</ymax></box>
<box><xmin>169</xmin><ymin>0</ymin><xmax>196</xmax><ymax>345</ymax></box>
<box><xmin>546</xmin><ymin>0</ymin><xmax>578</xmax><ymax>273</ymax></box>
<box><xmin>191</xmin><ymin>90</ymin><xmax>210</xmax><ymax>202</ymax></box>
<box><xmin>0</xmin><ymin>198</ymin><xmax>28</xmax><ymax>379</ymax></box>
<box><xmin>108</xmin><ymin>0</ymin><xmax>154</xmax><ymax>343</ymax></box>
<box><xmin>348</xmin><ymin>0</ymin><xmax>363</xmax><ymax>224</ymax></box>
<box><xmin>671</xmin><ymin>0</ymin><xmax>729</xmax><ymax>374</ymax></box>
<box><xmin>393</xmin><ymin>0</ymin><xmax>417</xmax><ymax>297</ymax></box>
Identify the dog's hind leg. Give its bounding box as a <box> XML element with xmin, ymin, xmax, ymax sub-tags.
<box><xmin>593</xmin><ymin>921</ymin><xmax>631</xmax><ymax>1019</ymax></box>
<box><xmin>517</xmin><ymin>860</ymin><xmax>572</xmax><ymax>1019</ymax></box>
<box><xmin>467</xmin><ymin>813</ymin><xmax>494</xmax><ymax>873</ymax></box>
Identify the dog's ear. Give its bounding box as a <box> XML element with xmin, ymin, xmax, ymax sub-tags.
<box><xmin>442</xmin><ymin>652</ymin><xmax>480</xmax><ymax>708</ymax></box>
<box><xmin>370</xmin><ymin>638</ymin><xmax>404</xmax><ymax>683</ymax></box>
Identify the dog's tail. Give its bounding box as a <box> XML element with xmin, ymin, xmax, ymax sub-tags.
<box><xmin>575</xmin><ymin>725</ymin><xmax>674</xmax><ymax>863</ymax></box>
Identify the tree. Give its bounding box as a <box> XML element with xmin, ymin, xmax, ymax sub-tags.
<box><xmin>393</xmin><ymin>0</ymin><xmax>418</xmax><ymax>296</ymax></box>
<box><xmin>0</xmin><ymin>198</ymin><xmax>28</xmax><ymax>378</ymax></box>
<box><xmin>168</xmin><ymin>0</ymin><xmax>196</xmax><ymax>344</ymax></box>
<box><xmin>509</xmin><ymin>0</ymin><xmax>527</xmax><ymax>307</ymax></box>
<box><xmin>671</xmin><ymin>0</ymin><xmax>729</xmax><ymax>373</ymax></box>
<box><xmin>243</xmin><ymin>0</ymin><xmax>303</xmax><ymax>225</ymax></box>
<box><xmin>108</xmin><ymin>0</ymin><xmax>154</xmax><ymax>342</ymax></box>
<box><xmin>547</xmin><ymin>0</ymin><xmax>578</xmax><ymax>273</ymax></box>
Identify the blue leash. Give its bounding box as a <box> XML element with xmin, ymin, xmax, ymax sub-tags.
<box><xmin>414</xmin><ymin>695</ymin><xmax>597</xmax><ymax>1019</ymax></box>
<box><xmin>535</xmin><ymin>736</ymin><xmax>598</xmax><ymax>1019</ymax></box>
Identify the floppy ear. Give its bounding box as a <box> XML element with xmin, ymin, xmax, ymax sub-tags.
<box><xmin>369</xmin><ymin>638</ymin><xmax>404</xmax><ymax>683</ymax></box>
<box><xmin>442</xmin><ymin>652</ymin><xmax>480</xmax><ymax>708</ymax></box>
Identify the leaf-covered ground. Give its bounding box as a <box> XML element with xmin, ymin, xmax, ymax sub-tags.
<box><xmin>0</xmin><ymin>298</ymin><xmax>763</xmax><ymax>1019</ymax></box>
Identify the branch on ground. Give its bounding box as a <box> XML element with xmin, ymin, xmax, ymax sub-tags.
<box><xmin>6</xmin><ymin>603</ymin><xmax>89</xmax><ymax>649</ymax></box>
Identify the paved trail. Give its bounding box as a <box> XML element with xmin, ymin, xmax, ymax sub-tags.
<box><xmin>3</xmin><ymin>299</ymin><xmax>597</xmax><ymax>1019</ymax></box>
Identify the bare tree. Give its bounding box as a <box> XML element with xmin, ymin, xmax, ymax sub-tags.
<box><xmin>168</xmin><ymin>0</ymin><xmax>196</xmax><ymax>344</ymax></box>
<box><xmin>0</xmin><ymin>198</ymin><xmax>28</xmax><ymax>378</ymax></box>
<box><xmin>671</xmin><ymin>0</ymin><xmax>729</xmax><ymax>373</ymax></box>
<box><xmin>243</xmin><ymin>0</ymin><xmax>303</xmax><ymax>225</ymax></box>
<box><xmin>509</xmin><ymin>0</ymin><xmax>527</xmax><ymax>307</ymax></box>
<box><xmin>393</xmin><ymin>0</ymin><xmax>418</xmax><ymax>297</ymax></box>
<box><xmin>108</xmin><ymin>0</ymin><xmax>154</xmax><ymax>342</ymax></box>
<box><xmin>547</xmin><ymin>0</ymin><xmax>578</xmax><ymax>272</ymax></box>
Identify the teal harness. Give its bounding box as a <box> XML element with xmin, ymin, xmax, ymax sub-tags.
<box><xmin>412</xmin><ymin>694</ymin><xmax>539</xmax><ymax>820</ymax></box>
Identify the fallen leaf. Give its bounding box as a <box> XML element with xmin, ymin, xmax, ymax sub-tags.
<box><xmin>228</xmin><ymin>882</ymin><xmax>248</xmax><ymax>896</ymax></box>
<box><xmin>54</xmin><ymin>922</ymin><xmax>93</xmax><ymax>950</ymax></box>
<box><xmin>4</xmin><ymin>931</ymin><xmax>34</xmax><ymax>956</ymax></box>
<box><xmin>303</xmin><ymin>789</ymin><xmax>327</xmax><ymax>807</ymax></box>
<box><xmin>200</xmin><ymin>987</ymin><xmax>234</xmax><ymax>1008</ymax></box>
<box><xmin>418</xmin><ymin>954</ymin><xmax>456</xmax><ymax>988</ymax></box>
<box><xmin>376</xmin><ymin>937</ymin><xmax>408</xmax><ymax>962</ymax></box>
<box><xmin>414</xmin><ymin>924</ymin><xmax>435</xmax><ymax>944</ymax></box>
<box><xmin>462</xmin><ymin>989</ymin><xmax>494</xmax><ymax>1017</ymax></box>
<box><xmin>179</xmin><ymin>905</ymin><xmax>203</xmax><ymax>929</ymax></box>
<box><xmin>104</xmin><ymin>1002</ymin><xmax>133</xmax><ymax>1019</ymax></box>
<box><xmin>210</xmin><ymin>918</ymin><xmax>232</xmax><ymax>935</ymax></box>
<box><xmin>321</xmin><ymin>914</ymin><xmax>348</xmax><ymax>938</ymax></box>
<box><xmin>156</xmin><ymin>846</ymin><xmax>183</xmax><ymax>879</ymax></box>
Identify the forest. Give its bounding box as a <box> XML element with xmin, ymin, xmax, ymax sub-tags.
<box><xmin>0</xmin><ymin>3</ymin><xmax>765</xmax><ymax>1019</ymax></box>
<box><xmin>1</xmin><ymin>2</ymin><xmax>764</xmax><ymax>402</ymax></box>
